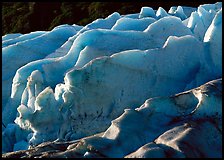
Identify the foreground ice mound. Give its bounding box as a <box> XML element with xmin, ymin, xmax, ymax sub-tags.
<box><xmin>76</xmin><ymin>78</ymin><xmax>221</xmax><ymax>158</ymax></box>
<box><xmin>2</xmin><ymin>78</ymin><xmax>222</xmax><ymax>158</ymax></box>
<box><xmin>2</xmin><ymin>2</ymin><xmax>222</xmax><ymax>157</ymax></box>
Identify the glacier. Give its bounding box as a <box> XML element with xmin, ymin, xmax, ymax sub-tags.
<box><xmin>2</xmin><ymin>2</ymin><xmax>222</xmax><ymax>158</ymax></box>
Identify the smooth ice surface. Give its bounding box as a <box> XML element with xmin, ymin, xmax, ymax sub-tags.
<box><xmin>112</xmin><ymin>17</ymin><xmax>156</xmax><ymax>31</ymax></box>
<box><xmin>2</xmin><ymin>2</ymin><xmax>222</xmax><ymax>156</ymax></box>
<box><xmin>2</xmin><ymin>33</ymin><xmax>23</xmax><ymax>41</ymax></box>
<box><xmin>13</xmin><ymin>140</ymin><xmax>29</xmax><ymax>152</ymax></box>
<box><xmin>2</xmin><ymin>31</ymin><xmax>46</xmax><ymax>48</ymax></box>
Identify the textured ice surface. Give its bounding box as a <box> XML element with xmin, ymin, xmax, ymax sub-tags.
<box><xmin>2</xmin><ymin>25</ymin><xmax>77</xmax><ymax>111</ymax></box>
<box><xmin>57</xmin><ymin>78</ymin><xmax>221</xmax><ymax>158</ymax></box>
<box><xmin>4</xmin><ymin>14</ymin><xmax>194</xmax><ymax>128</ymax></box>
<box><xmin>168</xmin><ymin>6</ymin><xmax>187</xmax><ymax>20</ymax></box>
<box><xmin>4</xmin><ymin>79</ymin><xmax>220</xmax><ymax>158</ymax></box>
<box><xmin>2</xmin><ymin>2</ymin><xmax>222</xmax><ymax>156</ymax></box>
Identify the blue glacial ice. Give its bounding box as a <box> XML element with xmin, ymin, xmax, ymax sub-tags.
<box><xmin>4</xmin><ymin>14</ymin><xmax>194</xmax><ymax>128</ymax></box>
<box><xmin>2</xmin><ymin>31</ymin><xmax>46</xmax><ymax>48</ymax></box>
<box><xmin>2</xmin><ymin>2</ymin><xmax>222</xmax><ymax>157</ymax></box>
<box><xmin>2</xmin><ymin>25</ymin><xmax>78</xmax><ymax>110</ymax></box>
<box><xmin>2</xmin><ymin>33</ymin><xmax>23</xmax><ymax>41</ymax></box>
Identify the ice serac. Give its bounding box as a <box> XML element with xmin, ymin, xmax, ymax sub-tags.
<box><xmin>186</xmin><ymin>4</ymin><xmax>221</xmax><ymax>41</ymax></box>
<box><xmin>139</xmin><ymin>7</ymin><xmax>156</xmax><ymax>18</ymax></box>
<box><xmin>200</xmin><ymin>2</ymin><xmax>222</xmax><ymax>12</ymax></box>
<box><xmin>204</xmin><ymin>8</ymin><xmax>222</xmax><ymax>77</ymax></box>
<box><xmin>2</xmin><ymin>25</ymin><xmax>77</xmax><ymax>111</ymax></box>
<box><xmin>7</xmin><ymin>14</ymin><xmax>193</xmax><ymax>124</ymax></box>
<box><xmin>156</xmin><ymin>7</ymin><xmax>169</xmax><ymax>18</ymax></box>
<box><xmin>15</xmin><ymin>87</ymin><xmax>63</xmax><ymax>146</ymax></box>
<box><xmin>5</xmin><ymin>12</ymin><xmax>121</xmax><ymax>118</ymax></box>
